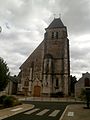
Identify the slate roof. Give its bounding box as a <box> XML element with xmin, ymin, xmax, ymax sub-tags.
<box><xmin>47</xmin><ymin>18</ymin><xmax>65</xmax><ymax>29</ymax></box>
<box><xmin>9</xmin><ymin>76</ymin><xmax>18</xmax><ymax>83</ymax></box>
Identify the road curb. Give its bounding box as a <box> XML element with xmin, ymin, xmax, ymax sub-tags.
<box><xmin>0</xmin><ymin>104</ymin><xmax>35</xmax><ymax>120</ymax></box>
<box><xmin>59</xmin><ymin>105</ymin><xmax>69</xmax><ymax>120</ymax></box>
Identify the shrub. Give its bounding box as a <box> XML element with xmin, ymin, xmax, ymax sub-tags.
<box><xmin>56</xmin><ymin>92</ymin><xmax>64</xmax><ymax>97</ymax></box>
<box><xmin>51</xmin><ymin>92</ymin><xmax>64</xmax><ymax>97</ymax></box>
<box><xmin>0</xmin><ymin>95</ymin><xmax>7</xmax><ymax>104</ymax></box>
<box><xmin>3</xmin><ymin>96</ymin><xmax>14</xmax><ymax>107</ymax></box>
<box><xmin>3</xmin><ymin>95</ymin><xmax>22</xmax><ymax>108</ymax></box>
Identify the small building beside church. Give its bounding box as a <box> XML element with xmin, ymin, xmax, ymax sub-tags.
<box><xmin>75</xmin><ymin>72</ymin><xmax>90</xmax><ymax>97</ymax></box>
<box><xmin>18</xmin><ymin>18</ymin><xmax>70</xmax><ymax>97</ymax></box>
<box><xmin>0</xmin><ymin>76</ymin><xmax>18</xmax><ymax>96</ymax></box>
<box><xmin>5</xmin><ymin>76</ymin><xmax>18</xmax><ymax>95</ymax></box>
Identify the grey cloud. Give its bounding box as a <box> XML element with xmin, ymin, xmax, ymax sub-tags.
<box><xmin>71</xmin><ymin>46</ymin><xmax>90</xmax><ymax>59</ymax></box>
<box><xmin>0</xmin><ymin>0</ymin><xmax>90</xmax><ymax>78</ymax></box>
<box><xmin>61</xmin><ymin>0</ymin><xmax>90</xmax><ymax>35</ymax></box>
<box><xmin>43</xmin><ymin>0</ymin><xmax>90</xmax><ymax>35</ymax></box>
<box><xmin>1</xmin><ymin>0</ymin><xmax>90</xmax><ymax>35</ymax></box>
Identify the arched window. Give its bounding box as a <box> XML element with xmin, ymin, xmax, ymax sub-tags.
<box><xmin>24</xmin><ymin>81</ymin><xmax>29</xmax><ymax>86</ymax></box>
<box><xmin>56</xmin><ymin>78</ymin><xmax>59</xmax><ymax>87</ymax></box>
<box><xmin>56</xmin><ymin>32</ymin><xmax>58</xmax><ymax>39</ymax></box>
<box><xmin>85</xmin><ymin>78</ymin><xmax>90</xmax><ymax>87</ymax></box>
<box><xmin>24</xmin><ymin>77</ymin><xmax>29</xmax><ymax>86</ymax></box>
<box><xmin>52</xmin><ymin>32</ymin><xmax>54</xmax><ymax>39</ymax></box>
<box><xmin>52</xmin><ymin>32</ymin><xmax>58</xmax><ymax>39</ymax></box>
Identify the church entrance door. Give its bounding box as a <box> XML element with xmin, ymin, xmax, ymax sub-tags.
<box><xmin>33</xmin><ymin>86</ymin><xmax>41</xmax><ymax>97</ymax></box>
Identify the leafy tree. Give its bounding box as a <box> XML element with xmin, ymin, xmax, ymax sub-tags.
<box><xmin>70</xmin><ymin>75</ymin><xmax>77</xmax><ymax>96</ymax></box>
<box><xmin>0</xmin><ymin>57</ymin><xmax>10</xmax><ymax>91</ymax></box>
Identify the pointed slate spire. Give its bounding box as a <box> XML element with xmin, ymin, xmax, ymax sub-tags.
<box><xmin>47</xmin><ymin>18</ymin><xmax>64</xmax><ymax>29</ymax></box>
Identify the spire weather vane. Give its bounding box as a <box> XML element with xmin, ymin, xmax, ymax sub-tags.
<box><xmin>53</xmin><ymin>13</ymin><xmax>61</xmax><ymax>19</ymax></box>
<box><xmin>59</xmin><ymin>13</ymin><xmax>61</xmax><ymax>18</ymax></box>
<box><xmin>54</xmin><ymin>14</ymin><xmax>56</xmax><ymax>19</ymax></box>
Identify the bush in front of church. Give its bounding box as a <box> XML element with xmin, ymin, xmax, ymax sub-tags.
<box><xmin>0</xmin><ymin>95</ymin><xmax>7</xmax><ymax>104</ymax></box>
<box><xmin>0</xmin><ymin>95</ymin><xmax>22</xmax><ymax>108</ymax></box>
<box><xmin>51</xmin><ymin>92</ymin><xmax>64</xmax><ymax>97</ymax></box>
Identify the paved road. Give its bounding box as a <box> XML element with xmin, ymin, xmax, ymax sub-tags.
<box><xmin>3</xmin><ymin>101</ymin><xmax>75</xmax><ymax>120</ymax></box>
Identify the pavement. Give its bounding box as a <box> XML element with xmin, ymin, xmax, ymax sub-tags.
<box><xmin>0</xmin><ymin>96</ymin><xmax>90</xmax><ymax>120</ymax></box>
<box><xmin>0</xmin><ymin>104</ymin><xmax>34</xmax><ymax>120</ymax></box>
<box><xmin>60</xmin><ymin>104</ymin><xmax>90</xmax><ymax>120</ymax></box>
<box><xmin>18</xmin><ymin>96</ymin><xmax>81</xmax><ymax>102</ymax></box>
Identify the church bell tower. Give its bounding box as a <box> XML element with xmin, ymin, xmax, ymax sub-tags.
<box><xmin>42</xmin><ymin>18</ymin><xmax>70</xmax><ymax>96</ymax></box>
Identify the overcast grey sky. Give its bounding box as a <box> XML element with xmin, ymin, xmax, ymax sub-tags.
<box><xmin>0</xmin><ymin>0</ymin><xmax>90</xmax><ymax>79</ymax></box>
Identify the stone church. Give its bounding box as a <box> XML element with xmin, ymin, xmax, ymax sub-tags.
<box><xmin>18</xmin><ymin>18</ymin><xmax>70</xmax><ymax>97</ymax></box>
